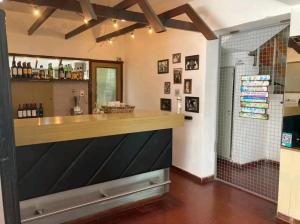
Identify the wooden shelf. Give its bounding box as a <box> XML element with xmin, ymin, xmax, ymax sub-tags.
<box><xmin>11</xmin><ymin>78</ymin><xmax>89</xmax><ymax>82</ymax></box>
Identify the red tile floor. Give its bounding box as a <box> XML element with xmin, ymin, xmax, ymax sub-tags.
<box><xmin>69</xmin><ymin>169</ymin><xmax>285</xmax><ymax>224</ymax></box>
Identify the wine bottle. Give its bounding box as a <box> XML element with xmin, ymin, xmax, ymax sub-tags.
<box><xmin>59</xmin><ymin>61</ymin><xmax>65</xmax><ymax>79</ymax></box>
<box><xmin>22</xmin><ymin>62</ymin><xmax>28</xmax><ymax>78</ymax></box>
<box><xmin>11</xmin><ymin>56</ymin><xmax>18</xmax><ymax>79</ymax></box>
<box><xmin>22</xmin><ymin>104</ymin><xmax>27</xmax><ymax>118</ymax></box>
<box><xmin>27</xmin><ymin>62</ymin><xmax>32</xmax><ymax>79</ymax></box>
<box><xmin>39</xmin><ymin>65</ymin><xmax>45</xmax><ymax>79</ymax></box>
<box><xmin>48</xmin><ymin>63</ymin><xmax>53</xmax><ymax>79</ymax></box>
<box><xmin>26</xmin><ymin>104</ymin><xmax>32</xmax><ymax>118</ymax></box>
<box><xmin>17</xmin><ymin>104</ymin><xmax>23</xmax><ymax>119</ymax></box>
<box><xmin>38</xmin><ymin>103</ymin><xmax>44</xmax><ymax>117</ymax></box>
<box><xmin>17</xmin><ymin>61</ymin><xmax>23</xmax><ymax>78</ymax></box>
<box><xmin>31</xmin><ymin>103</ymin><xmax>37</xmax><ymax>118</ymax></box>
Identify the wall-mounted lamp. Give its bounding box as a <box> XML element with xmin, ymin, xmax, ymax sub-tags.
<box><xmin>79</xmin><ymin>0</ymin><xmax>97</xmax><ymax>24</ymax></box>
<box><xmin>130</xmin><ymin>32</ymin><xmax>135</xmax><ymax>39</ymax></box>
<box><xmin>113</xmin><ymin>20</ymin><xmax>118</xmax><ymax>29</ymax></box>
<box><xmin>33</xmin><ymin>7</ymin><xmax>40</xmax><ymax>17</ymax></box>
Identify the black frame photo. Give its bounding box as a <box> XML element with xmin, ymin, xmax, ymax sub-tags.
<box><xmin>185</xmin><ymin>55</ymin><xmax>199</xmax><ymax>71</ymax></box>
<box><xmin>172</xmin><ymin>53</ymin><xmax>181</xmax><ymax>64</ymax></box>
<box><xmin>158</xmin><ymin>59</ymin><xmax>169</xmax><ymax>74</ymax></box>
<box><xmin>184</xmin><ymin>79</ymin><xmax>192</xmax><ymax>94</ymax></box>
<box><xmin>173</xmin><ymin>68</ymin><xmax>182</xmax><ymax>84</ymax></box>
<box><xmin>185</xmin><ymin>97</ymin><xmax>199</xmax><ymax>113</ymax></box>
<box><xmin>164</xmin><ymin>82</ymin><xmax>171</xmax><ymax>94</ymax></box>
<box><xmin>160</xmin><ymin>98</ymin><xmax>172</xmax><ymax>111</ymax></box>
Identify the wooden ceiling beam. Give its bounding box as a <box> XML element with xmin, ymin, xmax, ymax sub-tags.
<box><xmin>28</xmin><ymin>7</ymin><xmax>56</xmax><ymax>35</ymax></box>
<box><xmin>137</xmin><ymin>0</ymin><xmax>165</xmax><ymax>33</ymax></box>
<box><xmin>96</xmin><ymin>4</ymin><xmax>217</xmax><ymax>43</ymax></box>
<box><xmin>289</xmin><ymin>37</ymin><xmax>300</xmax><ymax>54</ymax></box>
<box><xmin>65</xmin><ymin>0</ymin><xmax>139</xmax><ymax>39</ymax></box>
<box><xmin>184</xmin><ymin>4</ymin><xmax>217</xmax><ymax>40</ymax></box>
<box><xmin>11</xmin><ymin>0</ymin><xmax>149</xmax><ymax>24</ymax></box>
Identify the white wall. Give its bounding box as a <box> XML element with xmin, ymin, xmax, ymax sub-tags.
<box><xmin>124</xmin><ymin>28</ymin><xmax>219</xmax><ymax>178</ymax></box>
<box><xmin>290</xmin><ymin>5</ymin><xmax>300</xmax><ymax>36</ymax></box>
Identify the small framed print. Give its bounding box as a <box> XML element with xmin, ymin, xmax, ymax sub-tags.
<box><xmin>160</xmin><ymin>98</ymin><xmax>172</xmax><ymax>111</ymax></box>
<box><xmin>184</xmin><ymin>79</ymin><xmax>192</xmax><ymax>94</ymax></box>
<box><xmin>175</xmin><ymin>89</ymin><xmax>180</xmax><ymax>97</ymax></box>
<box><xmin>173</xmin><ymin>68</ymin><xmax>182</xmax><ymax>84</ymax></box>
<box><xmin>158</xmin><ymin>59</ymin><xmax>169</xmax><ymax>74</ymax></box>
<box><xmin>185</xmin><ymin>55</ymin><xmax>199</xmax><ymax>71</ymax></box>
<box><xmin>164</xmin><ymin>82</ymin><xmax>171</xmax><ymax>94</ymax></box>
<box><xmin>172</xmin><ymin>53</ymin><xmax>181</xmax><ymax>64</ymax></box>
<box><xmin>185</xmin><ymin>97</ymin><xmax>199</xmax><ymax>113</ymax></box>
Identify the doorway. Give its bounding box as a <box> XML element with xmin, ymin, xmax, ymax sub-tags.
<box><xmin>89</xmin><ymin>61</ymin><xmax>123</xmax><ymax>113</ymax></box>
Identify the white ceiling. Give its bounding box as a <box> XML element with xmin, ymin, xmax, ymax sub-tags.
<box><xmin>276</xmin><ymin>0</ymin><xmax>300</xmax><ymax>5</ymax></box>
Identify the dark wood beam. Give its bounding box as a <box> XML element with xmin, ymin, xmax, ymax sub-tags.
<box><xmin>96</xmin><ymin>4</ymin><xmax>217</xmax><ymax>43</ymax></box>
<box><xmin>137</xmin><ymin>0</ymin><xmax>165</xmax><ymax>33</ymax></box>
<box><xmin>11</xmin><ymin>0</ymin><xmax>149</xmax><ymax>24</ymax></box>
<box><xmin>184</xmin><ymin>4</ymin><xmax>217</xmax><ymax>40</ymax></box>
<box><xmin>289</xmin><ymin>37</ymin><xmax>300</xmax><ymax>54</ymax></box>
<box><xmin>65</xmin><ymin>0</ymin><xmax>138</xmax><ymax>39</ymax></box>
<box><xmin>28</xmin><ymin>7</ymin><xmax>56</xmax><ymax>35</ymax></box>
<box><xmin>96</xmin><ymin>23</ymin><xmax>145</xmax><ymax>42</ymax></box>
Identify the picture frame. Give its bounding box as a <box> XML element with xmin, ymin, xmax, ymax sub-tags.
<box><xmin>173</xmin><ymin>68</ymin><xmax>182</xmax><ymax>84</ymax></box>
<box><xmin>184</xmin><ymin>79</ymin><xmax>192</xmax><ymax>94</ymax></box>
<box><xmin>185</xmin><ymin>55</ymin><xmax>199</xmax><ymax>71</ymax></box>
<box><xmin>172</xmin><ymin>53</ymin><xmax>181</xmax><ymax>64</ymax></box>
<box><xmin>158</xmin><ymin>59</ymin><xmax>169</xmax><ymax>74</ymax></box>
<box><xmin>160</xmin><ymin>98</ymin><xmax>172</xmax><ymax>111</ymax></box>
<box><xmin>164</xmin><ymin>82</ymin><xmax>171</xmax><ymax>94</ymax></box>
<box><xmin>175</xmin><ymin>89</ymin><xmax>180</xmax><ymax>97</ymax></box>
<box><xmin>185</xmin><ymin>96</ymin><xmax>199</xmax><ymax>113</ymax></box>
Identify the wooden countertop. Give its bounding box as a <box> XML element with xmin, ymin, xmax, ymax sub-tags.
<box><xmin>14</xmin><ymin>111</ymin><xmax>184</xmax><ymax>146</ymax></box>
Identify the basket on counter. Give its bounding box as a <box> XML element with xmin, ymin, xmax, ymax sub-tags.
<box><xmin>102</xmin><ymin>105</ymin><xmax>135</xmax><ymax>113</ymax></box>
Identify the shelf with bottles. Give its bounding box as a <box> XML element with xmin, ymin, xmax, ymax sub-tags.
<box><xmin>9</xmin><ymin>55</ymin><xmax>89</xmax><ymax>81</ymax></box>
<box><xmin>17</xmin><ymin>103</ymin><xmax>44</xmax><ymax>119</ymax></box>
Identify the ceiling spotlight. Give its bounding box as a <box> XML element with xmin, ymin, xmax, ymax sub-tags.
<box><xmin>113</xmin><ymin>20</ymin><xmax>118</xmax><ymax>29</ymax></box>
<box><xmin>83</xmin><ymin>18</ymin><xmax>89</xmax><ymax>24</ymax></box>
<box><xmin>33</xmin><ymin>7</ymin><xmax>40</xmax><ymax>16</ymax></box>
<box><xmin>148</xmin><ymin>27</ymin><xmax>153</xmax><ymax>34</ymax></box>
<box><xmin>121</xmin><ymin>19</ymin><xmax>126</xmax><ymax>22</ymax></box>
<box><xmin>130</xmin><ymin>32</ymin><xmax>135</xmax><ymax>39</ymax></box>
<box><xmin>108</xmin><ymin>39</ymin><xmax>113</xmax><ymax>44</ymax></box>
<box><xmin>0</xmin><ymin>0</ymin><xmax>3</xmax><ymax>3</ymax></box>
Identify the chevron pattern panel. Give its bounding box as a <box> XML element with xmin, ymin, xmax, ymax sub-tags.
<box><xmin>16</xmin><ymin>129</ymin><xmax>172</xmax><ymax>201</ymax></box>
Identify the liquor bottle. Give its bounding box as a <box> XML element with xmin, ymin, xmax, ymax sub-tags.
<box><xmin>39</xmin><ymin>65</ymin><xmax>45</xmax><ymax>79</ymax></box>
<box><xmin>48</xmin><ymin>63</ymin><xmax>53</xmax><ymax>79</ymax></box>
<box><xmin>22</xmin><ymin>104</ymin><xmax>27</xmax><ymax>119</ymax></box>
<box><xmin>22</xmin><ymin>62</ymin><xmax>28</xmax><ymax>78</ymax></box>
<box><xmin>26</xmin><ymin>104</ymin><xmax>32</xmax><ymax>118</ymax></box>
<box><xmin>17</xmin><ymin>104</ymin><xmax>23</xmax><ymax>119</ymax></box>
<box><xmin>31</xmin><ymin>103</ymin><xmax>37</xmax><ymax>118</ymax></box>
<box><xmin>38</xmin><ymin>103</ymin><xmax>44</xmax><ymax>117</ymax></box>
<box><xmin>11</xmin><ymin>56</ymin><xmax>18</xmax><ymax>79</ymax></box>
<box><xmin>59</xmin><ymin>62</ymin><xmax>65</xmax><ymax>79</ymax></box>
<box><xmin>17</xmin><ymin>61</ymin><xmax>23</xmax><ymax>78</ymax></box>
<box><xmin>66</xmin><ymin>64</ymin><xmax>72</xmax><ymax>79</ymax></box>
<box><xmin>27</xmin><ymin>62</ymin><xmax>32</xmax><ymax>79</ymax></box>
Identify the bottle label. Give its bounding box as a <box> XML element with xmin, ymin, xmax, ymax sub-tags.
<box><xmin>22</xmin><ymin>111</ymin><xmax>27</xmax><ymax>117</ymax></box>
<box><xmin>18</xmin><ymin>68</ymin><xmax>23</xmax><ymax>75</ymax></box>
<box><xmin>27</xmin><ymin>110</ymin><xmax>32</xmax><ymax>117</ymax></box>
<box><xmin>32</xmin><ymin>110</ymin><xmax>37</xmax><ymax>117</ymax></box>
<box><xmin>18</xmin><ymin>111</ymin><xmax>23</xmax><ymax>118</ymax></box>
<box><xmin>12</xmin><ymin>68</ymin><xmax>18</xmax><ymax>76</ymax></box>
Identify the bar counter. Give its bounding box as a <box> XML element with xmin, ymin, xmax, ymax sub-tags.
<box><xmin>15</xmin><ymin>111</ymin><xmax>184</xmax><ymax>224</ymax></box>
<box><xmin>15</xmin><ymin>111</ymin><xmax>184</xmax><ymax>146</ymax></box>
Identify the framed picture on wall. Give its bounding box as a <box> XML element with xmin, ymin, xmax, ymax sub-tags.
<box><xmin>164</xmin><ymin>82</ymin><xmax>171</xmax><ymax>94</ymax></box>
<box><xmin>175</xmin><ymin>88</ymin><xmax>180</xmax><ymax>97</ymax></box>
<box><xmin>184</xmin><ymin>79</ymin><xmax>192</xmax><ymax>94</ymax></box>
<box><xmin>172</xmin><ymin>53</ymin><xmax>181</xmax><ymax>64</ymax></box>
<box><xmin>158</xmin><ymin>59</ymin><xmax>169</xmax><ymax>74</ymax></box>
<box><xmin>185</xmin><ymin>96</ymin><xmax>199</xmax><ymax>113</ymax></box>
<box><xmin>185</xmin><ymin>55</ymin><xmax>199</xmax><ymax>71</ymax></box>
<box><xmin>173</xmin><ymin>68</ymin><xmax>182</xmax><ymax>84</ymax></box>
<box><xmin>160</xmin><ymin>98</ymin><xmax>172</xmax><ymax>111</ymax></box>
